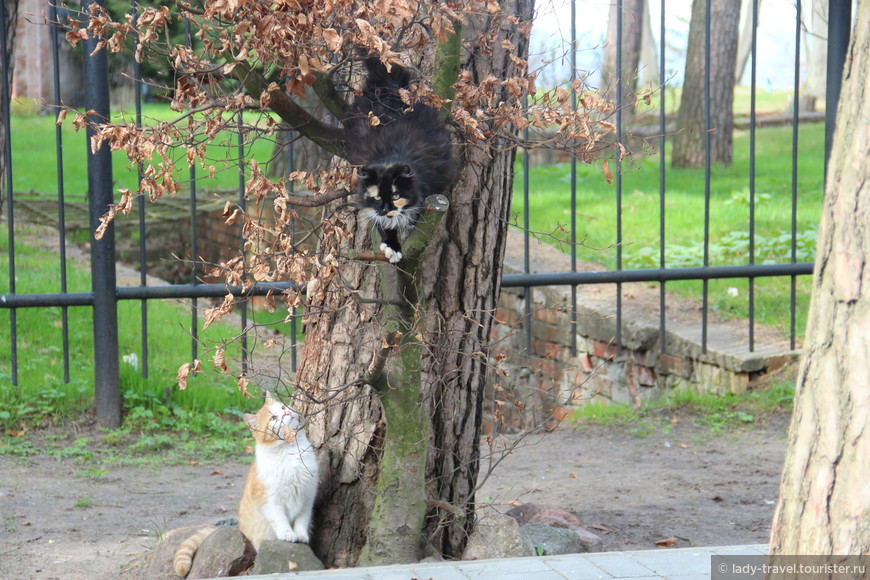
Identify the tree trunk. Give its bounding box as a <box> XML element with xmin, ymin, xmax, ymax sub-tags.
<box><xmin>295</xmin><ymin>0</ymin><xmax>534</xmax><ymax>567</ymax></box>
<box><xmin>734</xmin><ymin>0</ymin><xmax>762</xmax><ymax>84</ymax></box>
<box><xmin>602</xmin><ymin>0</ymin><xmax>644</xmax><ymax>127</ymax></box>
<box><xmin>638</xmin><ymin>0</ymin><xmax>659</xmax><ymax>87</ymax></box>
<box><xmin>671</xmin><ymin>0</ymin><xmax>741</xmax><ymax>168</ymax></box>
<box><xmin>769</xmin><ymin>3</ymin><xmax>870</xmax><ymax>555</ymax></box>
<box><xmin>802</xmin><ymin>0</ymin><xmax>828</xmax><ymax>110</ymax></box>
<box><xmin>0</xmin><ymin>0</ymin><xmax>20</xmax><ymax>218</ymax></box>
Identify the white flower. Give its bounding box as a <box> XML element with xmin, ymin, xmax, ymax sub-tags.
<box><xmin>727</xmin><ymin>287</ymin><xmax>739</xmax><ymax>297</ymax></box>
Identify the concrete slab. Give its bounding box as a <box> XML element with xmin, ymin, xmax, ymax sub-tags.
<box><xmin>244</xmin><ymin>544</ymin><xmax>770</xmax><ymax>580</ymax></box>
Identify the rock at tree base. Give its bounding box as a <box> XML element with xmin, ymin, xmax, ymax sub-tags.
<box><xmin>187</xmin><ymin>526</ymin><xmax>255</xmax><ymax>578</ymax></box>
<box><xmin>505</xmin><ymin>503</ymin><xmax>583</xmax><ymax>529</ymax></box>
<box><xmin>461</xmin><ymin>512</ymin><xmax>535</xmax><ymax>560</ymax></box>
<box><xmin>522</xmin><ymin>523</ymin><xmax>584</xmax><ymax>555</ymax></box>
<box><xmin>250</xmin><ymin>540</ymin><xmax>325</xmax><ymax>575</ymax></box>
<box><xmin>570</xmin><ymin>526</ymin><xmax>605</xmax><ymax>553</ymax></box>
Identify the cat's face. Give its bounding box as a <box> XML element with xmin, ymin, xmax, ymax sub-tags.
<box><xmin>357</xmin><ymin>162</ymin><xmax>422</xmax><ymax>231</ymax></box>
<box><xmin>245</xmin><ymin>392</ymin><xmax>301</xmax><ymax>444</ymax></box>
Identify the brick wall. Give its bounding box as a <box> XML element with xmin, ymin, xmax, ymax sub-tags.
<box><xmin>483</xmin><ymin>231</ymin><xmax>799</xmax><ymax>434</ymax></box>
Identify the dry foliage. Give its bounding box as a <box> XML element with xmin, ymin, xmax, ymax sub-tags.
<box><xmin>61</xmin><ymin>0</ymin><xmax>616</xmax><ymax>387</ymax></box>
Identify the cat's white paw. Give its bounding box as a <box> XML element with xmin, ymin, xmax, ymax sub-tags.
<box><xmin>276</xmin><ymin>528</ymin><xmax>300</xmax><ymax>543</ymax></box>
<box><xmin>380</xmin><ymin>243</ymin><xmax>403</xmax><ymax>264</ymax></box>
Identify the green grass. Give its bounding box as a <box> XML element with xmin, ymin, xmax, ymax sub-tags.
<box><xmin>9</xmin><ymin>102</ymin><xmax>280</xmax><ymax>198</ymax></box>
<box><xmin>513</xmin><ymin>122</ymin><xmax>824</xmax><ymax>337</ymax></box>
<box><xmin>569</xmin><ymin>380</ymin><xmax>795</xmax><ymax>434</ymax></box>
<box><xmin>0</xmin><ymin>221</ymin><xmax>252</xmax><ymax>435</ymax></box>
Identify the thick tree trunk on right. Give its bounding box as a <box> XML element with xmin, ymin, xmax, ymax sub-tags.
<box><xmin>768</xmin><ymin>3</ymin><xmax>870</xmax><ymax>555</ymax></box>
<box><xmin>671</xmin><ymin>0</ymin><xmax>741</xmax><ymax>168</ymax></box>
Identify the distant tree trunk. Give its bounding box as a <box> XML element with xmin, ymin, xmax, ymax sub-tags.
<box><xmin>602</xmin><ymin>0</ymin><xmax>644</xmax><ymax>126</ymax></box>
<box><xmin>734</xmin><ymin>0</ymin><xmax>762</xmax><ymax>84</ymax></box>
<box><xmin>672</xmin><ymin>0</ymin><xmax>741</xmax><ymax>168</ymax></box>
<box><xmin>638</xmin><ymin>0</ymin><xmax>659</xmax><ymax>87</ymax></box>
<box><xmin>802</xmin><ymin>0</ymin><xmax>828</xmax><ymax>111</ymax></box>
<box><xmin>769</xmin><ymin>4</ymin><xmax>870</xmax><ymax>555</ymax></box>
<box><xmin>0</xmin><ymin>0</ymin><xmax>20</xmax><ymax>218</ymax></box>
<box><xmin>295</xmin><ymin>0</ymin><xmax>533</xmax><ymax>567</ymax></box>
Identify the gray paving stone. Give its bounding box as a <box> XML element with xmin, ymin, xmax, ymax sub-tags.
<box><xmin>245</xmin><ymin>544</ymin><xmax>772</xmax><ymax>580</ymax></box>
<box><xmin>544</xmin><ymin>554</ymin><xmax>616</xmax><ymax>578</ymax></box>
<box><xmin>459</xmin><ymin>557</ymin><xmax>567</xmax><ymax>579</ymax></box>
<box><xmin>583</xmin><ymin>553</ymin><xmax>658</xmax><ymax>578</ymax></box>
<box><xmin>628</xmin><ymin>549</ymin><xmax>712</xmax><ymax>576</ymax></box>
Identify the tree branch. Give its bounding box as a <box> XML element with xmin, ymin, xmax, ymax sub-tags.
<box><xmin>231</xmin><ymin>59</ymin><xmax>346</xmax><ymax>157</ymax></box>
<box><xmin>282</xmin><ymin>188</ymin><xmax>353</xmax><ymax>207</ymax></box>
<box><xmin>311</xmin><ymin>70</ymin><xmax>348</xmax><ymax>120</ymax></box>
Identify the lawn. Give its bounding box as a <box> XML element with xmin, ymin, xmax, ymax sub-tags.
<box><xmin>512</xmin><ymin>120</ymin><xmax>825</xmax><ymax>338</ymax></box>
<box><xmin>8</xmin><ymin>101</ymin><xmax>280</xmax><ymax>199</ymax></box>
<box><xmin>0</xmin><ymin>221</ymin><xmax>251</xmax><ymax>432</ymax></box>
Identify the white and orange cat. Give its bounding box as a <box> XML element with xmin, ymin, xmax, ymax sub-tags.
<box><xmin>173</xmin><ymin>392</ymin><xmax>319</xmax><ymax>577</ymax></box>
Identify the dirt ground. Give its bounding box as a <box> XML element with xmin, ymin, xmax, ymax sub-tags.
<box><xmin>0</xmin><ymin>412</ymin><xmax>789</xmax><ymax>580</ymax></box>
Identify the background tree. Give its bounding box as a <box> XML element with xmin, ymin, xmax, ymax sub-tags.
<box><xmin>769</xmin><ymin>2</ymin><xmax>869</xmax><ymax>555</ymax></box>
<box><xmin>0</xmin><ymin>0</ymin><xmax>20</xmax><ymax>217</ymax></box>
<box><xmin>734</xmin><ymin>0</ymin><xmax>760</xmax><ymax>83</ymax></box>
<box><xmin>802</xmin><ymin>0</ymin><xmax>829</xmax><ymax>111</ymax></box>
<box><xmin>74</xmin><ymin>0</ymin><xmax>613</xmax><ymax>568</ymax></box>
<box><xmin>671</xmin><ymin>0</ymin><xmax>741</xmax><ymax>168</ymax></box>
<box><xmin>602</xmin><ymin>0</ymin><xmax>644</xmax><ymax>126</ymax></box>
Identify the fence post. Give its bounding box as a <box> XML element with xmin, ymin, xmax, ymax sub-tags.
<box><xmin>82</xmin><ymin>0</ymin><xmax>121</xmax><ymax>428</ymax></box>
<box><xmin>824</xmin><ymin>0</ymin><xmax>853</xmax><ymax>170</ymax></box>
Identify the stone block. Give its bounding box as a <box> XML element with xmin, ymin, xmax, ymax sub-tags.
<box><xmin>187</xmin><ymin>526</ymin><xmax>255</xmax><ymax>579</ymax></box>
<box><xmin>250</xmin><ymin>540</ymin><xmax>325</xmax><ymax>575</ymax></box>
<box><xmin>522</xmin><ymin>523</ymin><xmax>583</xmax><ymax>555</ymax></box>
<box><xmin>462</xmin><ymin>512</ymin><xmax>535</xmax><ymax>560</ymax></box>
<box><xmin>505</xmin><ymin>503</ymin><xmax>582</xmax><ymax>529</ymax></box>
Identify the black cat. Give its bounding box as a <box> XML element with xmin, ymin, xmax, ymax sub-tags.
<box><xmin>344</xmin><ymin>57</ymin><xmax>457</xmax><ymax>263</ymax></box>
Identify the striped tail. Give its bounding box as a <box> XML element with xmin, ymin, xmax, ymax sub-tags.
<box><xmin>172</xmin><ymin>526</ymin><xmax>215</xmax><ymax>577</ymax></box>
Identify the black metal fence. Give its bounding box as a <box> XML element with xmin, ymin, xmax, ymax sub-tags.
<box><xmin>0</xmin><ymin>0</ymin><xmax>853</xmax><ymax>425</ymax></box>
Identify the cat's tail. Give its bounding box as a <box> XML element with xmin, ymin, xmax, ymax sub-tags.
<box><xmin>362</xmin><ymin>56</ymin><xmax>412</xmax><ymax>92</ymax></box>
<box><xmin>173</xmin><ymin>525</ymin><xmax>216</xmax><ymax>577</ymax></box>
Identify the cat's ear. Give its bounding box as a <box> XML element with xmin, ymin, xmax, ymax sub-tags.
<box><xmin>243</xmin><ymin>413</ymin><xmax>258</xmax><ymax>431</ymax></box>
<box><xmin>263</xmin><ymin>391</ymin><xmax>274</xmax><ymax>404</ymax></box>
<box><xmin>398</xmin><ymin>164</ymin><xmax>413</xmax><ymax>178</ymax></box>
<box><xmin>359</xmin><ymin>167</ymin><xmax>375</xmax><ymax>183</ymax></box>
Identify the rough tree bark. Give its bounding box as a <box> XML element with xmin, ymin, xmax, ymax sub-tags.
<box><xmin>671</xmin><ymin>0</ymin><xmax>741</xmax><ymax>168</ymax></box>
<box><xmin>768</xmin><ymin>3</ymin><xmax>869</xmax><ymax>556</ymax></box>
<box><xmin>294</xmin><ymin>0</ymin><xmax>534</xmax><ymax>567</ymax></box>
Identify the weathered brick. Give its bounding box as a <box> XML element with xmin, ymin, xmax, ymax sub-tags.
<box><xmin>658</xmin><ymin>353</ymin><xmax>693</xmax><ymax>378</ymax></box>
<box><xmin>592</xmin><ymin>340</ymin><xmax>618</xmax><ymax>360</ymax></box>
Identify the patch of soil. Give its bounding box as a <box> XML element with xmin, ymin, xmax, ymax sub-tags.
<box><xmin>0</xmin><ymin>412</ymin><xmax>788</xmax><ymax>579</ymax></box>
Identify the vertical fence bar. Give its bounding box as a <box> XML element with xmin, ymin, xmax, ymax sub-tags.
<box><xmin>82</xmin><ymin>0</ymin><xmax>121</xmax><ymax>428</ymax></box>
<box><xmin>287</xmin><ymin>129</ymin><xmax>298</xmax><ymax>373</ymax></box>
<box><xmin>569</xmin><ymin>0</ymin><xmax>577</xmax><ymax>357</ymax></box>
<box><xmin>132</xmin><ymin>0</ymin><xmax>149</xmax><ymax>378</ymax></box>
<box><xmin>701</xmin><ymin>0</ymin><xmax>712</xmax><ymax>354</ymax></box>
<box><xmin>522</xmin><ymin>96</ymin><xmax>532</xmax><ymax>356</ymax></box>
<box><xmin>789</xmin><ymin>0</ymin><xmax>801</xmax><ymax>351</ymax></box>
<box><xmin>238</xmin><ymin>110</ymin><xmax>248</xmax><ymax>373</ymax></box>
<box><xmin>747</xmin><ymin>0</ymin><xmax>758</xmax><ymax>352</ymax></box>
<box><xmin>658</xmin><ymin>0</ymin><xmax>667</xmax><ymax>355</ymax></box>
<box><xmin>186</xmin><ymin>18</ymin><xmax>199</xmax><ymax>366</ymax></box>
<box><xmin>49</xmin><ymin>0</ymin><xmax>71</xmax><ymax>382</ymax></box>
<box><xmin>0</xmin><ymin>0</ymin><xmax>17</xmax><ymax>385</ymax></box>
<box><xmin>824</xmin><ymin>0</ymin><xmax>852</xmax><ymax>172</ymax></box>
<box><xmin>614</xmin><ymin>0</ymin><xmax>624</xmax><ymax>354</ymax></box>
